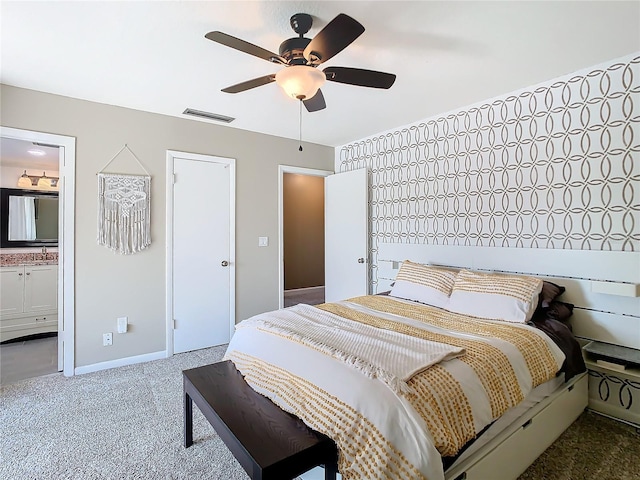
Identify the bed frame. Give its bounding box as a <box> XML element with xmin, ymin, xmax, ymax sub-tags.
<box><xmin>373</xmin><ymin>243</ymin><xmax>639</xmax><ymax>480</ymax></box>
<box><xmin>219</xmin><ymin>243</ymin><xmax>638</xmax><ymax>480</ymax></box>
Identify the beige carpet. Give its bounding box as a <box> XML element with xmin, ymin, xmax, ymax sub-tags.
<box><xmin>1</xmin><ymin>345</ymin><xmax>638</xmax><ymax>479</ymax></box>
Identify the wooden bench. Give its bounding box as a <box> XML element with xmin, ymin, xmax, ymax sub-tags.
<box><xmin>183</xmin><ymin>360</ymin><xmax>339</xmax><ymax>480</ymax></box>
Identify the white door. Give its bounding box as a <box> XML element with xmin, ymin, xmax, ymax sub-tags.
<box><xmin>170</xmin><ymin>153</ymin><xmax>234</xmax><ymax>354</ymax></box>
<box><xmin>325</xmin><ymin>168</ymin><xmax>368</xmax><ymax>302</ymax></box>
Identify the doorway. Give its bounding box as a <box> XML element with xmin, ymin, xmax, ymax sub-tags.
<box><xmin>165</xmin><ymin>150</ymin><xmax>235</xmax><ymax>355</ymax></box>
<box><xmin>279</xmin><ymin>167</ymin><xmax>369</xmax><ymax>308</ymax></box>
<box><xmin>0</xmin><ymin>126</ymin><xmax>76</xmax><ymax>380</ymax></box>
<box><xmin>278</xmin><ymin>166</ymin><xmax>332</xmax><ymax>309</ymax></box>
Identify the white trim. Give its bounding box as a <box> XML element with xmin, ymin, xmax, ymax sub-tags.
<box><xmin>74</xmin><ymin>350</ymin><xmax>167</xmax><ymax>375</ymax></box>
<box><xmin>278</xmin><ymin>165</ymin><xmax>333</xmax><ymax>309</ymax></box>
<box><xmin>0</xmin><ymin>126</ymin><xmax>76</xmax><ymax>377</ymax></box>
<box><xmin>165</xmin><ymin>150</ymin><xmax>236</xmax><ymax>357</ymax></box>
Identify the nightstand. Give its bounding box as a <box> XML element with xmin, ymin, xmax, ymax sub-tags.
<box><xmin>583</xmin><ymin>341</ymin><xmax>640</xmax><ymax>427</ymax></box>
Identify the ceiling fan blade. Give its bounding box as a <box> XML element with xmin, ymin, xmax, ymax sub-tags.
<box><xmin>303</xmin><ymin>89</ymin><xmax>326</xmax><ymax>112</ymax></box>
<box><xmin>205</xmin><ymin>31</ymin><xmax>286</xmax><ymax>64</ymax></box>
<box><xmin>221</xmin><ymin>74</ymin><xmax>276</xmax><ymax>94</ymax></box>
<box><xmin>324</xmin><ymin>67</ymin><xmax>396</xmax><ymax>89</ymax></box>
<box><xmin>303</xmin><ymin>14</ymin><xmax>365</xmax><ymax>65</ymax></box>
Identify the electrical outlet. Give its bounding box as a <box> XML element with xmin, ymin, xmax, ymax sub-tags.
<box><xmin>103</xmin><ymin>332</ymin><xmax>113</xmax><ymax>346</ymax></box>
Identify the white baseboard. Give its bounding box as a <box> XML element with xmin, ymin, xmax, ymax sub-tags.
<box><xmin>74</xmin><ymin>350</ymin><xmax>167</xmax><ymax>375</ymax></box>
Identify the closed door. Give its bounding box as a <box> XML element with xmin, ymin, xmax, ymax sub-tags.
<box><xmin>325</xmin><ymin>168</ymin><xmax>368</xmax><ymax>302</ymax></box>
<box><xmin>171</xmin><ymin>154</ymin><xmax>234</xmax><ymax>354</ymax></box>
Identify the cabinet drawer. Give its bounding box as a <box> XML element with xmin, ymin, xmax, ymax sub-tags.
<box><xmin>447</xmin><ymin>374</ymin><xmax>588</xmax><ymax>480</ymax></box>
<box><xmin>0</xmin><ymin>313</ymin><xmax>58</xmax><ymax>342</ymax></box>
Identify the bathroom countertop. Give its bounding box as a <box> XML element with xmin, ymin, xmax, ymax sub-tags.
<box><xmin>0</xmin><ymin>252</ymin><xmax>59</xmax><ymax>267</ymax></box>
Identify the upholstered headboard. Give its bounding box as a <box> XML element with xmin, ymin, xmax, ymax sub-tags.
<box><xmin>377</xmin><ymin>243</ymin><xmax>640</xmax><ymax>350</ymax></box>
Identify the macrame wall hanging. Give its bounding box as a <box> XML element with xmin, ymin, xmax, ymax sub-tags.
<box><xmin>97</xmin><ymin>144</ymin><xmax>151</xmax><ymax>255</ymax></box>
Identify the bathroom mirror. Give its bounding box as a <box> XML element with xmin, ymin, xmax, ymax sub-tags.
<box><xmin>0</xmin><ymin>188</ymin><xmax>59</xmax><ymax>247</ymax></box>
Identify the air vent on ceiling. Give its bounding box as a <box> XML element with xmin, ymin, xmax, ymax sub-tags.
<box><xmin>183</xmin><ymin>108</ymin><xmax>235</xmax><ymax>123</ymax></box>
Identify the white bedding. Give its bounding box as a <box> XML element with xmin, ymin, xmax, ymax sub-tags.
<box><xmin>237</xmin><ymin>303</ymin><xmax>465</xmax><ymax>393</ymax></box>
<box><xmin>224</xmin><ymin>296</ymin><xmax>565</xmax><ymax>480</ymax></box>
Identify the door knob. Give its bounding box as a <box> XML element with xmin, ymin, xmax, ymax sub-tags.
<box><xmin>221</xmin><ymin>261</ymin><xmax>229</xmax><ymax>267</ymax></box>
<box><xmin>358</xmin><ymin>258</ymin><xmax>365</xmax><ymax>264</ymax></box>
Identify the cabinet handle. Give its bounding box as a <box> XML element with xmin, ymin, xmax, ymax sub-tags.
<box><xmin>26</xmin><ymin>272</ymin><xmax>31</xmax><ymax>276</ymax></box>
<box><xmin>18</xmin><ymin>273</ymin><xmax>23</xmax><ymax>276</ymax></box>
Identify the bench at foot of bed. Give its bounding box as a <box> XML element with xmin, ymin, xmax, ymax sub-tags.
<box><xmin>183</xmin><ymin>360</ymin><xmax>339</xmax><ymax>480</ymax></box>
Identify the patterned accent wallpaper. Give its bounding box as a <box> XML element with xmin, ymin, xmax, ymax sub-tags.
<box><xmin>338</xmin><ymin>55</ymin><xmax>640</xmax><ymax>291</ymax></box>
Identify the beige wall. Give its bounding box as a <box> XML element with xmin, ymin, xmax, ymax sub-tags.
<box><xmin>283</xmin><ymin>173</ymin><xmax>324</xmax><ymax>290</ymax></box>
<box><xmin>0</xmin><ymin>84</ymin><xmax>334</xmax><ymax>368</ymax></box>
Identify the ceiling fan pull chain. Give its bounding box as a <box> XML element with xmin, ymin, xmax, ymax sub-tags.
<box><xmin>299</xmin><ymin>100</ymin><xmax>303</xmax><ymax>152</ymax></box>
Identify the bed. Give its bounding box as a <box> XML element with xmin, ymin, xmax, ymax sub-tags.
<box><xmin>220</xmin><ymin>245</ymin><xmax>638</xmax><ymax>480</ymax></box>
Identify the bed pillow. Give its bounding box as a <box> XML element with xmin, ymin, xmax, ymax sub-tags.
<box><xmin>545</xmin><ymin>300</ymin><xmax>574</xmax><ymax>322</ymax></box>
<box><xmin>448</xmin><ymin>269</ymin><xmax>543</xmax><ymax>323</ymax></box>
<box><xmin>389</xmin><ymin>260</ymin><xmax>457</xmax><ymax>309</ymax></box>
<box><xmin>532</xmin><ymin>300</ymin><xmax>575</xmax><ymax>331</ymax></box>
<box><xmin>538</xmin><ymin>281</ymin><xmax>566</xmax><ymax>309</ymax></box>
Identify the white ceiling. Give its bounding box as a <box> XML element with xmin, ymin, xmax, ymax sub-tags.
<box><xmin>1</xmin><ymin>1</ymin><xmax>638</xmax><ymax>147</ymax></box>
<box><xmin>0</xmin><ymin>137</ymin><xmax>60</xmax><ymax>170</ymax></box>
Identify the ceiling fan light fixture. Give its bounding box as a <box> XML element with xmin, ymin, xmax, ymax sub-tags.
<box><xmin>275</xmin><ymin>65</ymin><xmax>325</xmax><ymax>100</ymax></box>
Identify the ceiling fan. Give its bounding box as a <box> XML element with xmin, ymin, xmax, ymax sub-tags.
<box><xmin>205</xmin><ymin>13</ymin><xmax>396</xmax><ymax>112</ymax></box>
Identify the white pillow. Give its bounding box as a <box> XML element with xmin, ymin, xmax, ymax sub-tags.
<box><xmin>390</xmin><ymin>260</ymin><xmax>457</xmax><ymax>309</ymax></box>
<box><xmin>447</xmin><ymin>269</ymin><xmax>542</xmax><ymax>323</ymax></box>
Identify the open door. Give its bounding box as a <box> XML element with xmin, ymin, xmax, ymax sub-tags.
<box><xmin>324</xmin><ymin>168</ymin><xmax>368</xmax><ymax>302</ymax></box>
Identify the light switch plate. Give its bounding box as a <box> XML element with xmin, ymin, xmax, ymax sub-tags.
<box><xmin>258</xmin><ymin>236</ymin><xmax>269</xmax><ymax>247</ymax></box>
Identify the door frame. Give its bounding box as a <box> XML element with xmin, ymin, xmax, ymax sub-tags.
<box><xmin>0</xmin><ymin>126</ymin><xmax>76</xmax><ymax>377</ymax></box>
<box><xmin>165</xmin><ymin>150</ymin><xmax>236</xmax><ymax>356</ymax></box>
<box><xmin>277</xmin><ymin>165</ymin><xmax>333</xmax><ymax>309</ymax></box>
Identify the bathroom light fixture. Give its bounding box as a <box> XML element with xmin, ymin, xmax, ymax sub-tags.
<box><xmin>17</xmin><ymin>170</ymin><xmax>32</xmax><ymax>188</ymax></box>
<box><xmin>27</xmin><ymin>148</ymin><xmax>46</xmax><ymax>157</ymax></box>
<box><xmin>17</xmin><ymin>170</ymin><xmax>59</xmax><ymax>189</ymax></box>
<box><xmin>37</xmin><ymin>172</ymin><xmax>53</xmax><ymax>188</ymax></box>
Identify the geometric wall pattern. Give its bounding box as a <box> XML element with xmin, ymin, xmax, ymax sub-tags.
<box><xmin>338</xmin><ymin>55</ymin><xmax>640</xmax><ymax>291</ymax></box>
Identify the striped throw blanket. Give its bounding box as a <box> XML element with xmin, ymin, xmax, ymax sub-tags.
<box><xmin>236</xmin><ymin>303</ymin><xmax>465</xmax><ymax>394</ymax></box>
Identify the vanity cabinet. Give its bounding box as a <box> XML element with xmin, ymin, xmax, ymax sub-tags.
<box><xmin>0</xmin><ymin>264</ymin><xmax>58</xmax><ymax>342</ymax></box>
